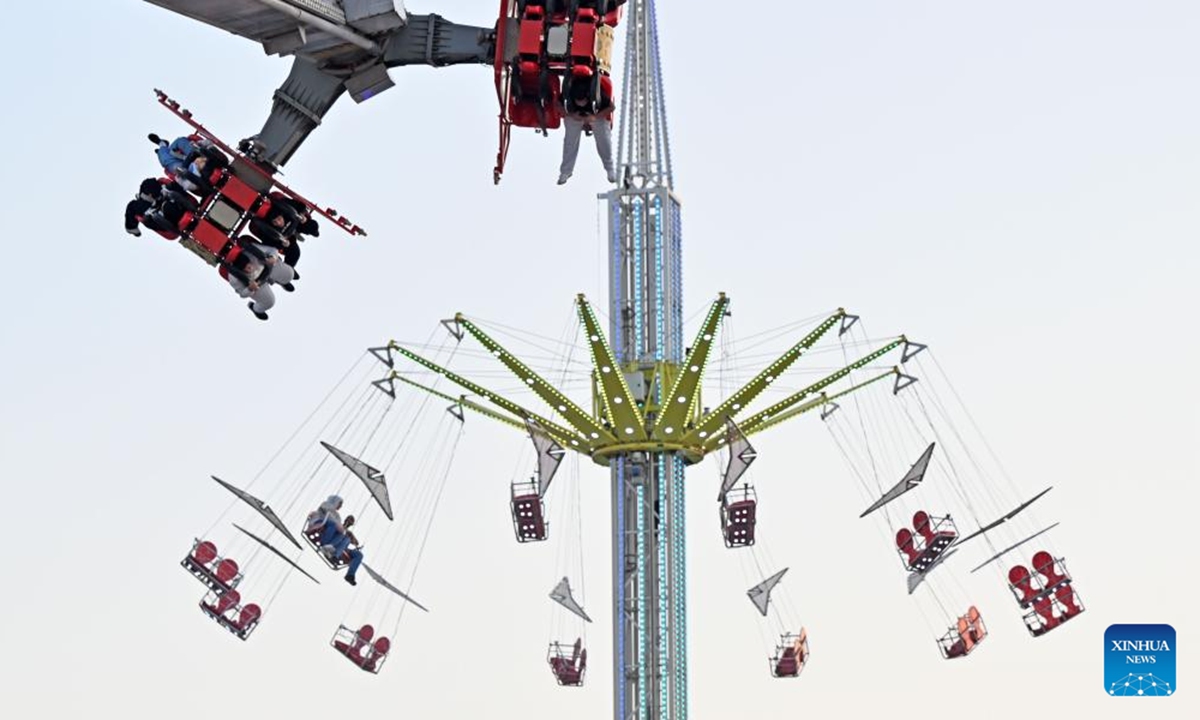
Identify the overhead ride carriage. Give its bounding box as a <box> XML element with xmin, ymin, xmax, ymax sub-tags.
<box><xmin>493</xmin><ymin>0</ymin><xmax>625</xmax><ymax>182</ymax></box>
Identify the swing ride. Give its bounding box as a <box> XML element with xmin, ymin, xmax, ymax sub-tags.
<box><xmin>159</xmin><ymin>3</ymin><xmax>1088</xmax><ymax>717</ymax></box>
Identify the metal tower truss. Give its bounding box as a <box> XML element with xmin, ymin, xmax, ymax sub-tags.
<box><xmin>368</xmin><ymin>292</ymin><xmax>916</xmax><ymax>719</ymax></box>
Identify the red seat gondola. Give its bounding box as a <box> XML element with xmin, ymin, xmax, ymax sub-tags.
<box><xmin>199</xmin><ymin>588</ymin><xmax>262</xmax><ymax>640</ymax></box>
<box><xmin>895</xmin><ymin>510</ymin><xmax>957</xmax><ymax>573</ymax></box>
<box><xmin>549</xmin><ymin>638</ymin><xmax>587</xmax><ymax>686</ymax></box>
<box><xmin>331</xmin><ymin>625</ymin><xmax>391</xmax><ymax>674</ymax></box>
<box><xmin>362</xmin><ymin>637</ymin><xmax>391</xmax><ymax>674</ymax></box>
<box><xmin>512</xmin><ymin>479</ymin><xmax>548</xmax><ymax>542</ymax></box>
<box><xmin>1009</xmin><ymin>552</ymin><xmax>1085</xmax><ymax>637</ymax></box>
<box><xmin>771</xmin><ymin>629</ymin><xmax>809</xmax><ymax>678</ymax></box>
<box><xmin>720</xmin><ymin>485</ymin><xmax>757</xmax><ymax>548</ymax></box>
<box><xmin>939</xmin><ymin>606</ymin><xmax>987</xmax><ymax>659</ymax></box>
<box><xmin>181</xmin><ymin>539</ymin><xmax>243</xmax><ymax>594</ymax></box>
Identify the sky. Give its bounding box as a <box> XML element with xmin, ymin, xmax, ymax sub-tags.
<box><xmin>0</xmin><ymin>1</ymin><xmax>1197</xmax><ymax>718</ymax></box>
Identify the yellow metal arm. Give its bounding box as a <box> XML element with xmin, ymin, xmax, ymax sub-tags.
<box><xmin>654</xmin><ymin>293</ymin><xmax>729</xmax><ymax>440</ymax></box>
<box><xmin>576</xmin><ymin>295</ymin><xmax>648</xmax><ymax>441</ymax></box>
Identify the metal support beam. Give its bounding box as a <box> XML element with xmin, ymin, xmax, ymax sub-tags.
<box><xmin>383</xmin><ymin>14</ymin><xmax>494</xmax><ymax>67</ymax></box>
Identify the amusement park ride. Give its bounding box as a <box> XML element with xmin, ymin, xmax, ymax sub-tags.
<box><xmin>151</xmin><ymin>2</ymin><xmax>1087</xmax><ymax>718</ymax></box>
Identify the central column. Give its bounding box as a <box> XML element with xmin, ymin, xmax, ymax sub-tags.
<box><xmin>607</xmin><ymin>186</ymin><xmax>685</xmax><ymax>720</ymax></box>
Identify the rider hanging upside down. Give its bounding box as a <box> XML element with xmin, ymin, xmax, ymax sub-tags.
<box><xmin>306</xmin><ymin>495</ymin><xmax>364</xmax><ymax>586</ymax></box>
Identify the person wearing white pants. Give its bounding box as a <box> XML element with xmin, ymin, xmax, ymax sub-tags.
<box><xmin>221</xmin><ymin>240</ymin><xmax>295</xmax><ymax>321</ymax></box>
<box><xmin>558</xmin><ymin>81</ymin><xmax>618</xmax><ymax>185</ymax></box>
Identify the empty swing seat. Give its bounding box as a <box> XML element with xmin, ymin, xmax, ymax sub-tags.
<box><xmin>199</xmin><ymin>588</ymin><xmax>261</xmax><ymax>640</ymax></box>
<box><xmin>512</xmin><ymin>484</ymin><xmax>548</xmax><ymax>542</ymax></box>
<box><xmin>771</xmin><ymin>629</ymin><xmax>809</xmax><ymax>678</ymax></box>
<box><xmin>332</xmin><ymin>624</ymin><xmax>390</xmax><ymax>673</ymax></box>
<box><xmin>896</xmin><ymin>510</ymin><xmax>957</xmax><ymax>573</ymax></box>
<box><xmin>938</xmin><ymin>605</ymin><xmax>987</xmax><ymax>659</ymax></box>
<box><xmin>721</xmin><ymin>487</ymin><xmax>758</xmax><ymax>548</ymax></box>
<box><xmin>549</xmin><ymin>638</ymin><xmax>587</xmax><ymax>686</ymax></box>
<box><xmin>181</xmin><ymin>539</ymin><xmax>242</xmax><ymax>594</ymax></box>
<box><xmin>1016</xmin><ymin>553</ymin><xmax>1085</xmax><ymax>637</ymax></box>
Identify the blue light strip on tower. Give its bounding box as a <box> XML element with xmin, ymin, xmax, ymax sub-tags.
<box><xmin>656</xmin><ymin>456</ymin><xmax>669</xmax><ymax>719</ymax></box>
<box><xmin>672</xmin><ymin>458</ymin><xmax>687</xmax><ymax>719</ymax></box>
<box><xmin>633</xmin><ymin>197</ymin><xmax>645</xmax><ymax>361</ymax></box>
<box><xmin>654</xmin><ymin>195</ymin><xmax>665</xmax><ymax>362</ymax></box>
<box><xmin>611</xmin><ymin>200</ymin><xmax>624</xmax><ymax>360</ymax></box>
<box><xmin>615</xmin><ymin>456</ymin><xmax>628</xmax><ymax>720</ymax></box>
<box><xmin>671</xmin><ymin>197</ymin><xmax>684</xmax><ymax>358</ymax></box>
<box><xmin>636</xmin><ymin>482</ymin><xmax>648</xmax><ymax>720</ymax></box>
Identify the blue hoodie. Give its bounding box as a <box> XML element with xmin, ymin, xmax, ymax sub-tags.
<box><xmin>155</xmin><ymin>136</ymin><xmax>196</xmax><ymax>173</ymax></box>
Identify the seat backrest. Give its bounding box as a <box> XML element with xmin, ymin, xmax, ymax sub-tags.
<box><xmin>357</xmin><ymin>625</ymin><xmax>376</xmax><ymax>643</ymax></box>
<box><xmin>193</xmin><ymin>540</ymin><xmax>218</xmax><ymax>566</ymax></box>
<box><xmin>957</xmin><ymin>616</ymin><xmax>974</xmax><ymax>652</ymax></box>
<box><xmin>1032</xmin><ymin>595</ymin><xmax>1056</xmax><ymax>625</ymax></box>
<box><xmin>1055</xmin><ymin>584</ymin><xmax>1081</xmax><ymax>616</ymax></box>
<box><xmin>964</xmin><ymin>605</ymin><xmax>982</xmax><ymax>637</ymax></box>
<box><xmin>895</xmin><ymin>528</ymin><xmax>918</xmax><ymax>562</ymax></box>
<box><xmin>238</xmin><ymin>603</ymin><xmax>262</xmax><ymax>628</ymax></box>
<box><xmin>372</xmin><ymin>637</ymin><xmax>391</xmax><ymax>657</ymax></box>
<box><xmin>578</xmin><ymin>648</ymin><xmax>587</xmax><ymax>671</ymax></box>
<box><xmin>1008</xmin><ymin>564</ymin><xmax>1036</xmax><ymax>596</ymax></box>
<box><xmin>215</xmin><ymin>558</ymin><xmax>240</xmax><ymax>584</ymax></box>
<box><xmin>1032</xmin><ymin>551</ymin><xmax>1066</xmax><ymax>585</ymax></box>
<box><xmin>215</xmin><ymin>589</ymin><xmax>241</xmax><ymax>616</ymax></box>
<box><xmin>912</xmin><ymin>510</ymin><xmax>933</xmax><ymax>541</ymax></box>
<box><xmin>572</xmin><ymin>637</ymin><xmax>583</xmax><ymax>661</ymax></box>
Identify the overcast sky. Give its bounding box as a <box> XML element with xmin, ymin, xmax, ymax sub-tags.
<box><xmin>0</xmin><ymin>1</ymin><xmax>1197</xmax><ymax>718</ymax></box>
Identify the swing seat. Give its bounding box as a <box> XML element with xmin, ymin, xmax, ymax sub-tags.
<box><xmin>512</xmin><ymin>482</ymin><xmax>548</xmax><ymax>542</ymax></box>
<box><xmin>332</xmin><ymin>624</ymin><xmax>391</xmax><ymax>674</ymax></box>
<box><xmin>199</xmin><ymin>588</ymin><xmax>261</xmax><ymax>640</ymax></box>
<box><xmin>770</xmin><ymin>629</ymin><xmax>809</xmax><ymax>678</ymax></box>
<box><xmin>548</xmin><ymin>638</ymin><xmax>587</xmax><ymax>686</ymax></box>
<box><xmin>938</xmin><ymin>605</ymin><xmax>987</xmax><ymax>659</ymax></box>
<box><xmin>181</xmin><ymin>539</ymin><xmax>243</xmax><ymax>594</ymax></box>
<box><xmin>720</xmin><ymin>486</ymin><xmax>758</xmax><ymax>548</ymax></box>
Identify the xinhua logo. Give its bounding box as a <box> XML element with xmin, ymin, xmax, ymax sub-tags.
<box><xmin>1105</xmin><ymin>624</ymin><xmax>1176</xmax><ymax>696</ymax></box>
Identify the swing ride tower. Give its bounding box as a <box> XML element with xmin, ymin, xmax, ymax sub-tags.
<box><xmin>376</xmin><ymin>2</ymin><xmax>918</xmax><ymax>716</ymax></box>
<box><xmin>602</xmin><ymin>1</ymin><xmax>687</xmax><ymax>718</ymax></box>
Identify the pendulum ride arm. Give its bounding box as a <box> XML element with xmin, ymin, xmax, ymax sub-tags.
<box><xmin>678</xmin><ymin>310</ymin><xmax>848</xmax><ymax>446</ymax></box>
<box><xmin>654</xmin><ymin>293</ymin><xmax>729</xmax><ymax>440</ymax></box>
<box><xmin>251</xmin><ymin>11</ymin><xmax>495</xmax><ymax>168</ymax></box>
<box><xmin>576</xmin><ymin>295</ymin><xmax>648</xmax><ymax>441</ymax></box>
<box><xmin>145</xmin><ymin>1</ymin><xmax>497</xmax><ymax>168</ymax></box>
<box><xmin>457</xmin><ymin>314</ymin><xmax>620</xmax><ymax>445</ymax></box>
